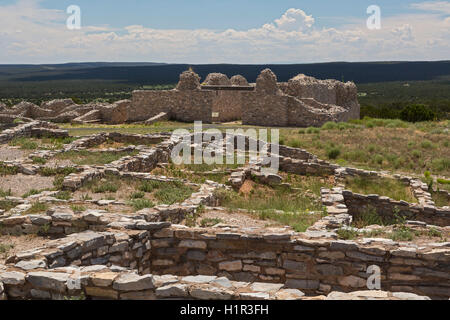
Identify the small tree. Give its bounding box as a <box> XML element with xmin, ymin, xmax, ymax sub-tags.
<box><xmin>400</xmin><ymin>104</ymin><xmax>436</xmax><ymax>122</ymax></box>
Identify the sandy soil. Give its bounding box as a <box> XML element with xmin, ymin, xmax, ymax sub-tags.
<box><xmin>0</xmin><ymin>173</ymin><xmax>55</xmax><ymax>196</ymax></box>
<box><xmin>197</xmin><ymin>209</ymin><xmax>280</xmax><ymax>229</ymax></box>
<box><xmin>0</xmin><ymin>147</ymin><xmax>30</xmax><ymax>161</ymax></box>
<box><xmin>0</xmin><ymin>235</ymin><xmax>50</xmax><ymax>264</ymax></box>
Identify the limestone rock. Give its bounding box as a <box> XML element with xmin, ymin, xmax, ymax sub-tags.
<box><xmin>113</xmin><ymin>273</ymin><xmax>154</xmax><ymax>291</ymax></box>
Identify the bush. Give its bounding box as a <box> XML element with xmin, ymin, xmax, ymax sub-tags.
<box><xmin>129</xmin><ymin>199</ymin><xmax>154</xmax><ymax>211</ymax></box>
<box><xmin>400</xmin><ymin>104</ymin><xmax>436</xmax><ymax>123</ymax></box>
<box><xmin>326</xmin><ymin>147</ymin><xmax>341</xmax><ymax>160</ymax></box>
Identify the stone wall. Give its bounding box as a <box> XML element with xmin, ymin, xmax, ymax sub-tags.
<box><xmin>144</xmin><ymin>225</ymin><xmax>449</xmax><ymax>299</ymax></box>
<box><xmin>211</xmin><ymin>90</ymin><xmax>243</xmax><ymax>122</ymax></box>
<box><xmin>342</xmin><ymin>190</ymin><xmax>450</xmax><ymax>227</ymax></box>
<box><xmin>129</xmin><ymin>90</ymin><xmax>214</xmax><ymax>123</ymax></box>
<box><xmin>242</xmin><ymin>69</ymin><xmax>357</xmax><ymax>127</ymax></box>
<box><xmin>0</xmin><ymin>121</ymin><xmax>68</xmax><ymax>144</ymax></box>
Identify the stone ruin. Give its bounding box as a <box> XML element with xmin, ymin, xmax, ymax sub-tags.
<box><xmin>130</xmin><ymin>69</ymin><xmax>360</xmax><ymax>126</ymax></box>
<box><xmin>0</xmin><ymin>99</ymin><xmax>130</xmax><ymax>126</ymax></box>
<box><xmin>0</xmin><ymin>69</ymin><xmax>359</xmax><ymax>127</ymax></box>
<box><xmin>0</xmin><ymin>121</ymin><xmax>448</xmax><ymax>301</ymax></box>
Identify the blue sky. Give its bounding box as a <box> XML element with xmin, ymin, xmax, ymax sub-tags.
<box><xmin>0</xmin><ymin>0</ymin><xmax>449</xmax><ymax>64</ymax></box>
<box><xmin>30</xmin><ymin>0</ymin><xmax>438</xmax><ymax>29</ymax></box>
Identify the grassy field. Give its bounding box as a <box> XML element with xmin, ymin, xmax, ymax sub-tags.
<box><xmin>61</xmin><ymin>118</ymin><xmax>449</xmax><ymax>178</ymax></box>
<box><xmin>279</xmin><ymin>119</ymin><xmax>450</xmax><ymax>177</ymax></box>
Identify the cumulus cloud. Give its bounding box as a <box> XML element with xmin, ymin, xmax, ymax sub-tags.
<box><xmin>0</xmin><ymin>1</ymin><xmax>449</xmax><ymax>64</ymax></box>
<box><xmin>273</xmin><ymin>8</ymin><xmax>315</xmax><ymax>32</ymax></box>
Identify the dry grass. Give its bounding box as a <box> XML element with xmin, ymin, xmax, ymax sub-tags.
<box><xmin>279</xmin><ymin>120</ymin><xmax>449</xmax><ymax>177</ymax></box>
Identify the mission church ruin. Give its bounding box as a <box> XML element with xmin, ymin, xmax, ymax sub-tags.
<box><xmin>0</xmin><ymin>69</ymin><xmax>360</xmax><ymax>127</ymax></box>
<box><xmin>130</xmin><ymin>68</ymin><xmax>360</xmax><ymax>127</ymax></box>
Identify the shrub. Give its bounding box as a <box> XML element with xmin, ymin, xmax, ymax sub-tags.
<box><xmin>130</xmin><ymin>191</ymin><xmax>145</xmax><ymax>199</ymax></box>
<box><xmin>353</xmin><ymin>207</ymin><xmax>383</xmax><ymax>228</ymax></box>
<box><xmin>421</xmin><ymin>140</ymin><xmax>434</xmax><ymax>149</ymax></box>
<box><xmin>93</xmin><ymin>183</ymin><xmax>118</xmax><ymax>193</ymax></box>
<box><xmin>31</xmin><ymin>157</ymin><xmax>47</xmax><ymax>165</ymax></box>
<box><xmin>326</xmin><ymin>147</ymin><xmax>341</xmax><ymax>160</ymax></box>
<box><xmin>139</xmin><ymin>180</ymin><xmax>162</xmax><ymax>193</ymax></box>
<box><xmin>129</xmin><ymin>199</ymin><xmax>154</xmax><ymax>211</ymax></box>
<box><xmin>390</xmin><ymin>226</ymin><xmax>415</xmax><ymax>241</ymax></box>
<box><xmin>374</xmin><ymin>154</ymin><xmax>384</xmax><ymax>165</ymax></box>
<box><xmin>288</xmin><ymin>139</ymin><xmax>301</xmax><ymax>148</ymax></box>
<box><xmin>306</xmin><ymin>127</ymin><xmax>320</xmax><ymax>134</ymax></box>
<box><xmin>337</xmin><ymin>228</ymin><xmax>359</xmax><ymax>240</ymax></box>
<box><xmin>0</xmin><ymin>188</ymin><xmax>12</xmax><ymax>197</ymax></box>
<box><xmin>437</xmin><ymin>178</ymin><xmax>450</xmax><ymax>185</ymax></box>
<box><xmin>432</xmin><ymin>158</ymin><xmax>450</xmax><ymax>172</ymax></box>
<box><xmin>321</xmin><ymin>122</ymin><xmax>338</xmax><ymax>130</ymax></box>
<box><xmin>400</xmin><ymin>104</ymin><xmax>436</xmax><ymax>123</ymax></box>
<box><xmin>25</xmin><ymin>202</ymin><xmax>48</xmax><ymax>214</ymax></box>
<box><xmin>22</xmin><ymin>189</ymin><xmax>41</xmax><ymax>198</ymax></box>
<box><xmin>412</xmin><ymin>150</ymin><xmax>421</xmax><ymax>158</ymax></box>
<box><xmin>55</xmin><ymin>191</ymin><xmax>72</xmax><ymax>200</ymax></box>
<box><xmin>200</xmin><ymin>218</ymin><xmax>223</xmax><ymax>227</ymax></box>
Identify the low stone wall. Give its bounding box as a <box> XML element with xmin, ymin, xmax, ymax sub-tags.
<box><xmin>342</xmin><ymin>190</ymin><xmax>450</xmax><ymax>227</ymax></box>
<box><xmin>139</xmin><ymin>225</ymin><xmax>450</xmax><ymax>299</ymax></box>
<box><xmin>0</xmin><ymin>121</ymin><xmax>68</xmax><ymax>144</ymax></box>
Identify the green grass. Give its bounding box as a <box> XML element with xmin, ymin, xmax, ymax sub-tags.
<box><xmin>93</xmin><ymin>183</ymin><xmax>119</xmax><ymax>193</ymax></box>
<box><xmin>24</xmin><ymin>202</ymin><xmax>49</xmax><ymax>215</ymax></box>
<box><xmin>200</xmin><ymin>218</ymin><xmax>223</xmax><ymax>227</ymax></box>
<box><xmin>337</xmin><ymin>228</ymin><xmax>359</xmax><ymax>240</ymax></box>
<box><xmin>0</xmin><ymin>244</ymin><xmax>14</xmax><ymax>257</ymax></box>
<box><xmin>390</xmin><ymin>226</ymin><xmax>415</xmax><ymax>241</ymax></box>
<box><xmin>431</xmin><ymin>191</ymin><xmax>450</xmax><ymax>207</ymax></box>
<box><xmin>129</xmin><ymin>199</ymin><xmax>154</xmax><ymax>211</ymax></box>
<box><xmin>0</xmin><ymin>163</ymin><xmax>19</xmax><ymax>176</ymax></box>
<box><xmin>0</xmin><ymin>200</ymin><xmax>15</xmax><ymax>211</ymax></box>
<box><xmin>345</xmin><ymin>176</ymin><xmax>417</xmax><ymax>202</ymax></box>
<box><xmin>31</xmin><ymin>157</ymin><xmax>47</xmax><ymax>165</ymax></box>
<box><xmin>22</xmin><ymin>189</ymin><xmax>42</xmax><ymax>198</ymax></box>
<box><xmin>352</xmin><ymin>206</ymin><xmax>384</xmax><ymax>228</ymax></box>
<box><xmin>153</xmin><ymin>183</ymin><xmax>195</xmax><ymax>205</ymax></box>
<box><xmin>54</xmin><ymin>150</ymin><xmax>138</xmax><ymax>165</ymax></box>
<box><xmin>0</xmin><ymin>188</ymin><xmax>12</xmax><ymax>197</ymax></box>
<box><xmin>8</xmin><ymin>137</ymin><xmax>38</xmax><ymax>150</ymax></box>
<box><xmin>213</xmin><ymin>176</ymin><xmax>330</xmax><ymax>232</ymax></box>
<box><xmin>39</xmin><ymin>167</ymin><xmax>78</xmax><ymax>176</ymax></box>
<box><xmin>130</xmin><ymin>191</ymin><xmax>145</xmax><ymax>199</ymax></box>
<box><xmin>70</xmin><ymin>205</ymin><xmax>86</xmax><ymax>212</ymax></box>
<box><xmin>139</xmin><ymin>180</ymin><xmax>195</xmax><ymax>205</ymax></box>
<box><xmin>55</xmin><ymin>191</ymin><xmax>72</xmax><ymax>200</ymax></box>
<box><xmin>258</xmin><ymin>210</ymin><xmax>324</xmax><ymax>232</ymax></box>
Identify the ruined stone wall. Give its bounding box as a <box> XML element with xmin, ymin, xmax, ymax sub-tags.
<box><xmin>241</xmin><ymin>93</ymin><xmax>290</xmax><ymax>126</ymax></box>
<box><xmin>129</xmin><ymin>90</ymin><xmax>214</xmax><ymax>123</ymax></box>
<box><xmin>146</xmin><ymin>226</ymin><xmax>450</xmax><ymax>299</ymax></box>
<box><xmin>211</xmin><ymin>90</ymin><xmax>242</xmax><ymax>122</ymax></box>
<box><xmin>242</xmin><ymin>69</ymin><xmax>356</xmax><ymax>127</ymax></box>
<box><xmin>343</xmin><ymin>190</ymin><xmax>450</xmax><ymax>227</ymax></box>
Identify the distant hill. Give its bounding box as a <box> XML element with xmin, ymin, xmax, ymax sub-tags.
<box><xmin>1</xmin><ymin>61</ymin><xmax>449</xmax><ymax>85</ymax></box>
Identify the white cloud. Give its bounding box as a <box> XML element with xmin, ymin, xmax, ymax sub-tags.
<box><xmin>411</xmin><ymin>1</ymin><xmax>450</xmax><ymax>14</ymax></box>
<box><xmin>391</xmin><ymin>24</ymin><xmax>415</xmax><ymax>41</ymax></box>
<box><xmin>274</xmin><ymin>8</ymin><xmax>315</xmax><ymax>32</ymax></box>
<box><xmin>0</xmin><ymin>1</ymin><xmax>449</xmax><ymax>64</ymax></box>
